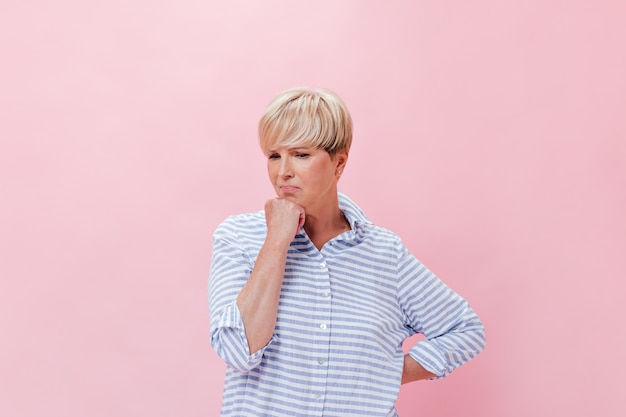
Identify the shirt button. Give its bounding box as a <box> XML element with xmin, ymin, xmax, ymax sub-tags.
<box><xmin>319</xmin><ymin>262</ymin><xmax>326</xmax><ymax>269</ymax></box>
<box><xmin>320</xmin><ymin>323</ymin><xmax>327</xmax><ymax>329</ymax></box>
<box><xmin>321</xmin><ymin>292</ymin><xmax>329</xmax><ymax>298</ymax></box>
<box><xmin>318</xmin><ymin>358</ymin><xmax>325</xmax><ymax>365</ymax></box>
<box><xmin>315</xmin><ymin>394</ymin><xmax>323</xmax><ymax>400</ymax></box>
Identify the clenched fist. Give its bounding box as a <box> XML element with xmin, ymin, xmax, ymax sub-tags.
<box><xmin>264</xmin><ymin>198</ymin><xmax>306</xmax><ymax>245</ymax></box>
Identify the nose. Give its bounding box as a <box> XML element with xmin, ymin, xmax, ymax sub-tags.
<box><xmin>278</xmin><ymin>158</ymin><xmax>293</xmax><ymax>178</ymax></box>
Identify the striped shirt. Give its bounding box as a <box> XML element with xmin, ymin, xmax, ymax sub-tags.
<box><xmin>209</xmin><ymin>193</ymin><xmax>485</xmax><ymax>417</ymax></box>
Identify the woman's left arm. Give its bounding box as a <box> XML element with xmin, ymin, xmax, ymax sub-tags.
<box><xmin>397</xmin><ymin>244</ymin><xmax>486</xmax><ymax>381</ymax></box>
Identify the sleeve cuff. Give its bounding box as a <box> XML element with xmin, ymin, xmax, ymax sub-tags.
<box><xmin>408</xmin><ymin>340</ymin><xmax>449</xmax><ymax>379</ymax></box>
<box><xmin>211</xmin><ymin>300</ymin><xmax>276</xmax><ymax>372</ymax></box>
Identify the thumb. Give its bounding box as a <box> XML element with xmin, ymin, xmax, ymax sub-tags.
<box><xmin>295</xmin><ymin>208</ymin><xmax>305</xmax><ymax>235</ymax></box>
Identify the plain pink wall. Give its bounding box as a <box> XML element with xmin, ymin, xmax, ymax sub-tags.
<box><xmin>1</xmin><ymin>1</ymin><xmax>624</xmax><ymax>416</ymax></box>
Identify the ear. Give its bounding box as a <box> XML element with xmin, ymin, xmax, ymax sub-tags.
<box><xmin>335</xmin><ymin>152</ymin><xmax>348</xmax><ymax>177</ymax></box>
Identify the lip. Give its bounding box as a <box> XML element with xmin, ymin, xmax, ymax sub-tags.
<box><xmin>279</xmin><ymin>185</ymin><xmax>300</xmax><ymax>194</ymax></box>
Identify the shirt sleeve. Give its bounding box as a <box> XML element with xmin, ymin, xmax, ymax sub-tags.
<box><xmin>209</xmin><ymin>220</ymin><xmax>275</xmax><ymax>373</ymax></box>
<box><xmin>396</xmin><ymin>243</ymin><xmax>486</xmax><ymax>378</ymax></box>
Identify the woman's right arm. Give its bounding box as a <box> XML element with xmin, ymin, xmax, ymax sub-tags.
<box><xmin>237</xmin><ymin>198</ymin><xmax>304</xmax><ymax>353</ymax></box>
<box><xmin>209</xmin><ymin>198</ymin><xmax>304</xmax><ymax>370</ymax></box>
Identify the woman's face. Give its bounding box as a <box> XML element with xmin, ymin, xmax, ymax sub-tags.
<box><xmin>265</xmin><ymin>145</ymin><xmax>346</xmax><ymax>211</ymax></box>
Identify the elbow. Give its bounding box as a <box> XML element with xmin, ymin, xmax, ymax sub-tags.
<box><xmin>462</xmin><ymin>314</ymin><xmax>486</xmax><ymax>356</ymax></box>
<box><xmin>460</xmin><ymin>306</ymin><xmax>487</xmax><ymax>356</ymax></box>
<box><xmin>465</xmin><ymin>320</ymin><xmax>487</xmax><ymax>359</ymax></box>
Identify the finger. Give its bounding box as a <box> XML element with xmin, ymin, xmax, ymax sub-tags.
<box><xmin>295</xmin><ymin>208</ymin><xmax>305</xmax><ymax>235</ymax></box>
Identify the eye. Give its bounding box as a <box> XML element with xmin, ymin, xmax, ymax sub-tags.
<box><xmin>295</xmin><ymin>153</ymin><xmax>310</xmax><ymax>158</ymax></box>
<box><xmin>268</xmin><ymin>153</ymin><xmax>280</xmax><ymax>160</ymax></box>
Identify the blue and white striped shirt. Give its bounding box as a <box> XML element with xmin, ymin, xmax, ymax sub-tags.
<box><xmin>209</xmin><ymin>193</ymin><xmax>485</xmax><ymax>417</ymax></box>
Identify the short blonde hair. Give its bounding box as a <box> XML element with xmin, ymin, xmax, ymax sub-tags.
<box><xmin>258</xmin><ymin>88</ymin><xmax>352</xmax><ymax>157</ymax></box>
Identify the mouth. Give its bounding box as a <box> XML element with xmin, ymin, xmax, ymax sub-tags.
<box><xmin>279</xmin><ymin>185</ymin><xmax>300</xmax><ymax>194</ymax></box>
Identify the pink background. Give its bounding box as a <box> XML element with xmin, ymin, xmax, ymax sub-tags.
<box><xmin>1</xmin><ymin>1</ymin><xmax>625</xmax><ymax>416</ymax></box>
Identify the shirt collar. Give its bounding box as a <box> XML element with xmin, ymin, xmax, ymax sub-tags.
<box><xmin>292</xmin><ymin>192</ymin><xmax>371</xmax><ymax>246</ymax></box>
<box><xmin>338</xmin><ymin>192</ymin><xmax>371</xmax><ymax>231</ymax></box>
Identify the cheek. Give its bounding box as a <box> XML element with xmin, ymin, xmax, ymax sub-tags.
<box><xmin>266</xmin><ymin>164</ymin><xmax>275</xmax><ymax>181</ymax></box>
<box><xmin>267</xmin><ymin>165</ymin><xmax>283</xmax><ymax>186</ymax></box>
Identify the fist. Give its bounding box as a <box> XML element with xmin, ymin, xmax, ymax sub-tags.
<box><xmin>264</xmin><ymin>198</ymin><xmax>305</xmax><ymax>243</ymax></box>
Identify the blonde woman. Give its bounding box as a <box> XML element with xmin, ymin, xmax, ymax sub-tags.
<box><xmin>209</xmin><ymin>88</ymin><xmax>485</xmax><ymax>417</ymax></box>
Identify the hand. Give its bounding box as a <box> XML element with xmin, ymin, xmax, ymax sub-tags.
<box><xmin>264</xmin><ymin>198</ymin><xmax>305</xmax><ymax>244</ymax></box>
<box><xmin>401</xmin><ymin>354</ymin><xmax>437</xmax><ymax>384</ymax></box>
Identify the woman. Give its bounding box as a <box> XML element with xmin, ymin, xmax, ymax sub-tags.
<box><xmin>209</xmin><ymin>88</ymin><xmax>485</xmax><ymax>417</ymax></box>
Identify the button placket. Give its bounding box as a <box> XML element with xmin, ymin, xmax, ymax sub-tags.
<box><xmin>312</xmin><ymin>253</ymin><xmax>331</xmax><ymax>406</ymax></box>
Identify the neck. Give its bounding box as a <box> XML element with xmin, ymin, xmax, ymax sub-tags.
<box><xmin>303</xmin><ymin>202</ymin><xmax>350</xmax><ymax>250</ymax></box>
<box><xmin>304</xmin><ymin>210</ymin><xmax>348</xmax><ymax>234</ymax></box>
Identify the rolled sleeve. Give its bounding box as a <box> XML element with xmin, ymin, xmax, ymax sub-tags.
<box><xmin>210</xmin><ymin>299</ymin><xmax>276</xmax><ymax>373</ymax></box>
<box><xmin>407</xmin><ymin>304</ymin><xmax>486</xmax><ymax>378</ymax></box>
